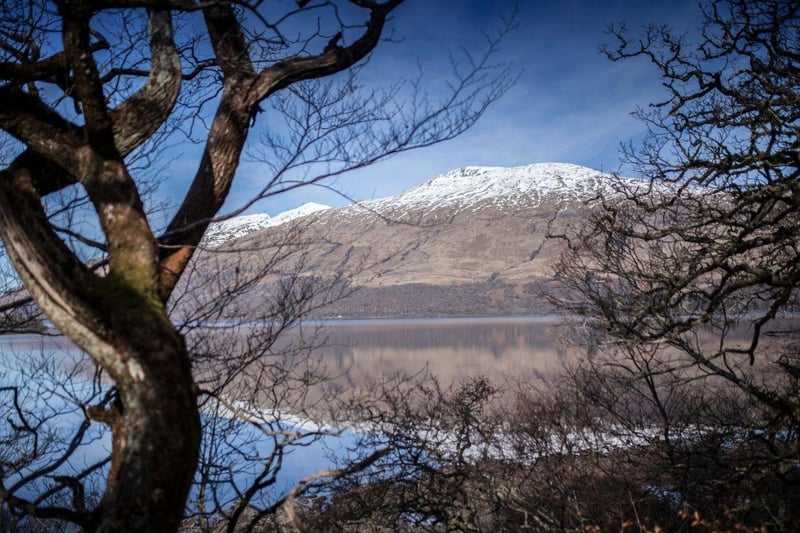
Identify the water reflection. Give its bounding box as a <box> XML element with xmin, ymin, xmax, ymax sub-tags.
<box><xmin>315</xmin><ymin>317</ymin><xmax>570</xmax><ymax>387</ymax></box>
<box><xmin>0</xmin><ymin>318</ymin><xmax>591</xmax><ymax>390</ymax></box>
<box><xmin>3</xmin><ymin>317</ymin><xmax>795</xmax><ymax>511</ymax></box>
<box><xmin>5</xmin><ymin>317</ymin><xmax>792</xmax><ymax>392</ymax></box>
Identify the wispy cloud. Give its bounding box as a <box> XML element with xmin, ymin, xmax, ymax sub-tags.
<box><xmin>218</xmin><ymin>0</ymin><xmax>700</xmax><ymax>216</ymax></box>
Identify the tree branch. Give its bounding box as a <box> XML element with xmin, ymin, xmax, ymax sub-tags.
<box><xmin>247</xmin><ymin>0</ymin><xmax>403</xmax><ymax>107</ymax></box>
<box><xmin>2</xmin><ymin>9</ymin><xmax>181</xmax><ymax>197</ymax></box>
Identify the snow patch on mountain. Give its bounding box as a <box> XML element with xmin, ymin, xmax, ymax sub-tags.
<box><xmin>265</xmin><ymin>202</ymin><xmax>331</xmax><ymax>228</ymax></box>
<box><xmin>203</xmin><ymin>163</ymin><xmax>655</xmax><ymax>246</ymax></box>
<box><xmin>202</xmin><ymin>202</ymin><xmax>331</xmax><ymax>247</ymax></box>
<box><xmin>361</xmin><ymin>163</ymin><xmax>632</xmax><ymax>214</ymax></box>
<box><xmin>202</xmin><ymin>213</ymin><xmax>273</xmax><ymax>248</ymax></box>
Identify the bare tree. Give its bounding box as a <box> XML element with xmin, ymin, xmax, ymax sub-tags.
<box><xmin>0</xmin><ymin>1</ymin><xmax>513</xmax><ymax>530</ymax></box>
<box><xmin>553</xmin><ymin>0</ymin><xmax>800</xmax><ymax>527</ymax></box>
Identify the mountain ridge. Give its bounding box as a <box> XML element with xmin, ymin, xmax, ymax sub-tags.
<box><xmin>203</xmin><ymin>202</ymin><xmax>331</xmax><ymax>248</ymax></box>
<box><xmin>208</xmin><ymin>162</ymin><xmax>628</xmax><ymax>245</ymax></box>
<box><xmin>360</xmin><ymin>162</ymin><xmax>620</xmax><ymax>213</ymax></box>
<box><xmin>196</xmin><ymin>163</ymin><xmax>625</xmax><ymax>318</ymax></box>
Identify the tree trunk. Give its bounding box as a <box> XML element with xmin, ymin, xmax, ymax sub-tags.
<box><xmin>82</xmin><ymin>305</ymin><xmax>201</xmax><ymax>532</ymax></box>
<box><xmin>91</xmin><ymin>340</ymin><xmax>200</xmax><ymax>531</ymax></box>
<box><xmin>0</xmin><ymin>168</ymin><xmax>201</xmax><ymax>532</ymax></box>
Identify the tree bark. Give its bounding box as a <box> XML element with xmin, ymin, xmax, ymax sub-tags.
<box><xmin>89</xmin><ymin>326</ymin><xmax>200</xmax><ymax>532</ymax></box>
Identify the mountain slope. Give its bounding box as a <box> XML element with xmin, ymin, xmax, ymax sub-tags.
<box><xmin>199</xmin><ymin>163</ymin><xmax>629</xmax><ymax>317</ymax></box>
<box><xmin>202</xmin><ymin>213</ymin><xmax>273</xmax><ymax>248</ymax></box>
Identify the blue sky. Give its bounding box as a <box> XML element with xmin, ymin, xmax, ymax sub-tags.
<box><xmin>204</xmin><ymin>0</ymin><xmax>703</xmax><ymax>218</ymax></box>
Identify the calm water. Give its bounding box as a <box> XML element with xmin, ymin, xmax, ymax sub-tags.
<box><xmin>1</xmin><ymin>317</ymin><xmax>567</xmax><ymax>366</ymax></box>
<box><xmin>314</xmin><ymin>317</ymin><xmax>571</xmax><ymax>387</ymax></box>
<box><xmin>0</xmin><ymin>318</ymin><xmax>570</xmax><ymax>484</ymax></box>
<box><xmin>2</xmin><ymin>317</ymin><xmax>795</xmax><ymax>509</ymax></box>
<box><xmin>4</xmin><ymin>316</ymin><xmax>795</xmax><ymax>389</ymax></box>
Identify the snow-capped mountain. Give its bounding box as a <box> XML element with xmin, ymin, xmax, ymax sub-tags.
<box><xmin>206</xmin><ymin>164</ymin><xmax>622</xmax><ymax>247</ymax></box>
<box><xmin>192</xmin><ymin>163</ymin><xmax>639</xmax><ymax>317</ymax></box>
<box><xmin>202</xmin><ymin>202</ymin><xmax>331</xmax><ymax>248</ymax></box>
<box><xmin>361</xmin><ymin>162</ymin><xmax>620</xmax><ymax>214</ymax></box>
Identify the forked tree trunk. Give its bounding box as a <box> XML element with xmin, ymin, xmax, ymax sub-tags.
<box><xmin>0</xmin><ymin>2</ymin><xmax>410</xmax><ymax>530</ymax></box>
<box><xmin>0</xmin><ymin>169</ymin><xmax>202</xmax><ymax>532</ymax></box>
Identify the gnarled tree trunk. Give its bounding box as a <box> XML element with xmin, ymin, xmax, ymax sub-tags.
<box><xmin>89</xmin><ymin>329</ymin><xmax>200</xmax><ymax>532</ymax></box>
<box><xmin>0</xmin><ymin>0</ymin><xmax>510</xmax><ymax>529</ymax></box>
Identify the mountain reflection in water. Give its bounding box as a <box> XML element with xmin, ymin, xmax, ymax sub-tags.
<box><xmin>5</xmin><ymin>317</ymin><xmax>794</xmax><ymax>392</ymax></box>
<box><xmin>1</xmin><ymin>317</ymin><xmax>573</xmax><ymax>388</ymax></box>
<box><xmin>314</xmin><ymin>317</ymin><xmax>570</xmax><ymax>388</ymax></box>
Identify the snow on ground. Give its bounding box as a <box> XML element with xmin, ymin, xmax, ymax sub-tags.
<box><xmin>201</xmin><ymin>213</ymin><xmax>273</xmax><ymax>248</ymax></box>
<box><xmin>263</xmin><ymin>201</ymin><xmax>331</xmax><ymax>228</ymax></box>
<box><xmin>372</xmin><ymin>163</ymin><xmax>618</xmax><ymax>210</ymax></box>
